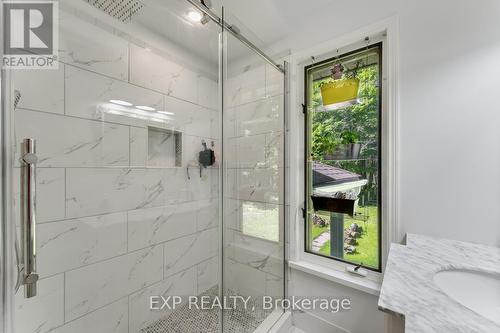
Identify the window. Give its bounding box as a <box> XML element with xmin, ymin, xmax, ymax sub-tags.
<box><xmin>304</xmin><ymin>43</ymin><xmax>383</xmax><ymax>272</ymax></box>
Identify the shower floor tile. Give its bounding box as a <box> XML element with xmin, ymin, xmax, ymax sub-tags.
<box><xmin>142</xmin><ymin>286</ymin><xmax>273</xmax><ymax>333</ymax></box>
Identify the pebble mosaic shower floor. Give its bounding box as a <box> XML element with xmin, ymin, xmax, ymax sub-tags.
<box><xmin>142</xmin><ymin>287</ymin><xmax>273</xmax><ymax>333</ymax></box>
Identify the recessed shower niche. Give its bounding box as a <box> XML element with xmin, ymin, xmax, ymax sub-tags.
<box><xmin>147</xmin><ymin>126</ymin><xmax>182</xmax><ymax>167</ymax></box>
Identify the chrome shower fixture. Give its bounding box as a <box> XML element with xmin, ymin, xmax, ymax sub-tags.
<box><xmin>83</xmin><ymin>0</ymin><xmax>145</xmax><ymax>23</ymax></box>
<box><xmin>200</xmin><ymin>0</ymin><xmax>211</xmax><ymax>24</ymax></box>
<box><xmin>13</xmin><ymin>90</ymin><xmax>21</xmax><ymax>110</ymax></box>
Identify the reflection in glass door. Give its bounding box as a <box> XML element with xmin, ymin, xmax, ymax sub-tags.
<box><xmin>222</xmin><ymin>9</ymin><xmax>286</xmax><ymax>332</ymax></box>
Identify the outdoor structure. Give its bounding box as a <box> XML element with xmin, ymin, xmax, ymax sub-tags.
<box><xmin>312</xmin><ymin>162</ymin><xmax>367</xmax><ymax>257</ymax></box>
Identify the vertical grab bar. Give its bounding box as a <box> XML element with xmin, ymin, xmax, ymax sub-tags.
<box><xmin>20</xmin><ymin>138</ymin><xmax>39</xmax><ymax>298</ymax></box>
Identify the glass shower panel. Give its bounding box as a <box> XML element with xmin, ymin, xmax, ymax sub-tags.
<box><xmin>222</xmin><ymin>11</ymin><xmax>286</xmax><ymax>332</ymax></box>
<box><xmin>3</xmin><ymin>1</ymin><xmax>221</xmax><ymax>332</ymax></box>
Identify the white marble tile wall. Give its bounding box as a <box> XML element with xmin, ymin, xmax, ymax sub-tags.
<box><xmin>130</xmin><ymin>44</ymin><xmax>199</xmax><ymax>103</ymax></box>
<box><xmin>37</xmin><ymin>212</ymin><xmax>128</xmax><ymax>278</ymax></box>
<box><xmin>164</xmin><ymin>228</ymin><xmax>219</xmax><ymax>278</ymax></box>
<box><xmin>10</xmin><ymin>8</ymin><xmax>220</xmax><ymax>333</ymax></box>
<box><xmin>59</xmin><ymin>10</ymin><xmax>129</xmax><ymax>81</ymax></box>
<box><xmin>129</xmin><ymin>267</ymin><xmax>197</xmax><ymax>332</ymax></box>
<box><xmin>223</xmin><ymin>61</ymin><xmax>285</xmax><ymax>302</ymax></box>
<box><xmin>15</xmin><ymin>109</ymin><xmax>130</xmax><ymax>168</ymax></box>
<box><xmin>11</xmin><ymin>67</ymin><xmax>65</xmax><ymax>114</ymax></box>
<box><xmin>14</xmin><ymin>274</ymin><xmax>64</xmax><ymax>333</ymax></box>
<box><xmin>51</xmin><ymin>298</ymin><xmax>128</xmax><ymax>333</ymax></box>
<box><xmin>65</xmin><ymin>245</ymin><xmax>164</xmax><ymax>321</ymax></box>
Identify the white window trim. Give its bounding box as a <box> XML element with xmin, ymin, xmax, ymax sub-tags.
<box><xmin>287</xmin><ymin>16</ymin><xmax>401</xmax><ymax>291</ymax></box>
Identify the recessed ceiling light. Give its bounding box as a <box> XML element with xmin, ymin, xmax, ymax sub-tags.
<box><xmin>109</xmin><ymin>99</ymin><xmax>133</xmax><ymax>106</ymax></box>
<box><xmin>158</xmin><ymin>111</ymin><xmax>175</xmax><ymax>115</ymax></box>
<box><xmin>187</xmin><ymin>10</ymin><xmax>203</xmax><ymax>22</ymax></box>
<box><xmin>136</xmin><ymin>106</ymin><xmax>156</xmax><ymax>111</ymax></box>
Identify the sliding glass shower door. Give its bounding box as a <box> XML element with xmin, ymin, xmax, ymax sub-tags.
<box><xmin>221</xmin><ymin>10</ymin><xmax>287</xmax><ymax>332</ymax></box>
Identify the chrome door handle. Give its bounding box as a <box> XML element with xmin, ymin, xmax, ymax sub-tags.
<box><xmin>20</xmin><ymin>138</ymin><xmax>39</xmax><ymax>298</ymax></box>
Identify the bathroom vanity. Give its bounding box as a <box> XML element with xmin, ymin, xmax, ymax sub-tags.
<box><xmin>379</xmin><ymin>234</ymin><xmax>500</xmax><ymax>333</ymax></box>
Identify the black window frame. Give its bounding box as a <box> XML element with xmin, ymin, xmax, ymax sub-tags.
<box><xmin>303</xmin><ymin>42</ymin><xmax>383</xmax><ymax>273</ymax></box>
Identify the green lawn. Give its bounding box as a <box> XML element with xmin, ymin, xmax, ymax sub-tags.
<box><xmin>312</xmin><ymin>206</ymin><xmax>379</xmax><ymax>269</ymax></box>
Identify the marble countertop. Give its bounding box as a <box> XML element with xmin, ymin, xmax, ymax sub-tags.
<box><xmin>378</xmin><ymin>234</ymin><xmax>500</xmax><ymax>333</ymax></box>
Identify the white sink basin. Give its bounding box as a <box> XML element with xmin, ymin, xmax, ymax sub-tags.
<box><xmin>434</xmin><ymin>269</ymin><xmax>500</xmax><ymax>325</ymax></box>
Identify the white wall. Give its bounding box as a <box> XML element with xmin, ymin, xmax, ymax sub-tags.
<box><xmin>285</xmin><ymin>0</ymin><xmax>500</xmax><ymax>247</ymax></box>
<box><xmin>281</xmin><ymin>1</ymin><xmax>500</xmax><ymax>332</ymax></box>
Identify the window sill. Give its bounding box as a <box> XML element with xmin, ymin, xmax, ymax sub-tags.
<box><xmin>289</xmin><ymin>260</ymin><xmax>381</xmax><ymax>296</ymax></box>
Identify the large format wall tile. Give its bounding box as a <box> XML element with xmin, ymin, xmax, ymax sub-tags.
<box><xmin>265</xmin><ymin>64</ymin><xmax>284</xmax><ymax>98</ymax></box>
<box><xmin>66</xmin><ymin>168</ymin><xmax>165</xmax><ymax>218</ymax></box>
<box><xmin>59</xmin><ymin>11</ymin><xmax>129</xmax><ymax>80</ymax></box>
<box><xmin>127</xmin><ymin>203</ymin><xmax>198</xmax><ymax>252</ymax></box>
<box><xmin>128</xmin><ymin>267</ymin><xmax>197</xmax><ymax>332</ymax></box>
<box><xmin>129</xmin><ymin>127</ymin><xmax>148</xmax><ymax>167</ymax></box>
<box><xmin>13</xmin><ymin>168</ymin><xmax>65</xmax><ymax>224</ymax></box>
<box><xmin>52</xmin><ymin>298</ymin><xmax>128</xmax><ymax>333</ymax></box>
<box><xmin>164</xmin><ymin>228</ymin><xmax>218</xmax><ymax>278</ymax></box>
<box><xmin>197</xmin><ymin>256</ymin><xmax>219</xmax><ymax>294</ymax></box>
<box><xmin>225</xmin><ymin>95</ymin><xmax>283</xmax><ymax>138</ymax></box>
<box><xmin>198</xmin><ymin>75</ymin><xmax>218</xmax><ymax>110</ymax></box>
<box><xmin>130</xmin><ymin>44</ymin><xmax>198</xmax><ymax>103</ymax></box>
<box><xmin>164</xmin><ymin>168</ymin><xmax>218</xmax><ymax>204</ymax></box>
<box><xmin>224</xmin><ymin>259</ymin><xmax>266</xmax><ymax>297</ymax></box>
<box><xmin>38</xmin><ymin>212</ymin><xmax>127</xmax><ymax>277</ymax></box>
<box><xmin>226</xmin><ymin>64</ymin><xmax>266</xmax><ymax>108</ymax></box>
<box><xmin>228</xmin><ymin>230</ymin><xmax>284</xmax><ymax>278</ymax></box>
<box><xmin>11</xmin><ymin>66</ymin><xmax>64</xmax><ymax>114</ymax></box>
<box><xmin>65</xmin><ymin>66</ymin><xmax>164</xmax><ymax>125</ymax></box>
<box><xmin>14</xmin><ymin>274</ymin><xmax>64</xmax><ymax>333</ymax></box>
<box><xmin>15</xmin><ymin>109</ymin><xmax>129</xmax><ymax>167</ymax></box>
<box><xmin>164</xmin><ymin>95</ymin><xmax>217</xmax><ymax>139</ymax></box>
<box><xmin>225</xmin><ymin>168</ymin><xmax>283</xmax><ymax>204</ymax></box>
<box><xmin>65</xmin><ymin>246</ymin><xmax>163</xmax><ymax>321</ymax></box>
<box><xmin>196</xmin><ymin>199</ymin><xmax>219</xmax><ymax>231</ymax></box>
<box><xmin>225</xmin><ymin>134</ymin><xmax>267</xmax><ymax>169</ymax></box>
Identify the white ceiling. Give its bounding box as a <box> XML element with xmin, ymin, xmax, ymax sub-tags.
<box><xmin>133</xmin><ymin>0</ymin><xmax>339</xmax><ymax>67</ymax></box>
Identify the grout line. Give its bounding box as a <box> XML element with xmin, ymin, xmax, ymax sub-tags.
<box><xmin>37</xmin><ymin>226</ymin><xmax>220</xmax><ymax>281</ymax></box>
<box><xmin>126</xmin><ymin>211</ymin><xmax>129</xmax><ymax>253</ymax></box>
<box><xmin>37</xmin><ymin>198</ymin><xmax>217</xmax><ymax>225</ymax></box>
<box><xmin>63</xmin><ymin>272</ymin><xmax>66</xmax><ymax>323</ymax></box>
<box><xmin>52</xmin><ymin>295</ymin><xmax>130</xmax><ymax>331</ymax></box>
<box><xmin>64</xmin><ymin>167</ymin><xmax>67</xmax><ymax>219</ymax></box>
<box><xmin>128</xmin><ymin>126</ymin><xmax>131</xmax><ymax>168</ymax></box>
<box><xmin>127</xmin><ymin>293</ymin><xmax>130</xmax><ymax>333</ymax></box>
<box><xmin>63</xmin><ymin>64</ymin><xmax>67</xmax><ymax>115</ymax></box>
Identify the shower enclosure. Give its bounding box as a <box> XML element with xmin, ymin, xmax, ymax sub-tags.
<box><xmin>0</xmin><ymin>0</ymin><xmax>287</xmax><ymax>332</ymax></box>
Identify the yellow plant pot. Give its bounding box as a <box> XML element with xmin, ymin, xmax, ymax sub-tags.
<box><xmin>320</xmin><ymin>78</ymin><xmax>360</xmax><ymax>106</ymax></box>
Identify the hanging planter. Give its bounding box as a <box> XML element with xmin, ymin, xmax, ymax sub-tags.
<box><xmin>320</xmin><ymin>78</ymin><xmax>360</xmax><ymax>108</ymax></box>
<box><xmin>319</xmin><ymin>61</ymin><xmax>362</xmax><ymax>110</ymax></box>
<box><xmin>311</xmin><ymin>195</ymin><xmax>357</xmax><ymax>216</ymax></box>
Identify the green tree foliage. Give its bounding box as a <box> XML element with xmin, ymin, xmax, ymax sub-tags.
<box><xmin>311</xmin><ymin>65</ymin><xmax>380</xmax><ymax>202</ymax></box>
